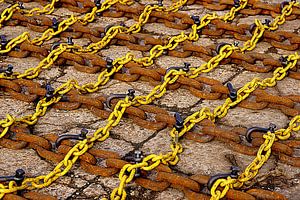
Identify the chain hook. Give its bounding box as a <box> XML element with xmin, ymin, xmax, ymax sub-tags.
<box><xmin>245</xmin><ymin>123</ymin><xmax>276</xmax><ymax>143</ymax></box>
<box><xmin>0</xmin><ymin>169</ymin><xmax>25</xmax><ymax>186</ymax></box>
<box><xmin>226</xmin><ymin>82</ymin><xmax>237</xmax><ymax>102</ymax></box>
<box><xmin>54</xmin><ymin>128</ymin><xmax>88</xmax><ymax>148</ymax></box>
<box><xmin>207</xmin><ymin>166</ymin><xmax>240</xmax><ymax>190</ymax></box>
<box><xmin>158</xmin><ymin>0</ymin><xmax>163</xmax><ymax>7</ymax></box>
<box><xmin>52</xmin><ymin>17</ymin><xmax>59</xmax><ymax>32</ymax></box>
<box><xmin>106</xmin><ymin>57</ymin><xmax>114</xmax><ymax>72</ymax></box>
<box><xmin>166</xmin><ymin>62</ymin><xmax>190</xmax><ymax>75</ymax></box>
<box><xmin>174</xmin><ymin>112</ymin><xmax>184</xmax><ymax>132</ymax></box>
<box><xmin>45</xmin><ymin>83</ymin><xmax>55</xmax><ymax>101</ymax></box>
<box><xmin>216</xmin><ymin>42</ymin><xmax>229</xmax><ymax>54</ymax></box>
<box><xmin>233</xmin><ymin>0</ymin><xmax>240</xmax><ymax>8</ymax></box>
<box><xmin>17</xmin><ymin>2</ymin><xmax>25</xmax><ymax>9</ymax></box>
<box><xmin>105</xmin><ymin>89</ymin><xmax>135</xmax><ymax>109</ymax></box>
<box><xmin>0</xmin><ymin>64</ymin><xmax>14</xmax><ymax>76</ymax></box>
<box><xmin>279</xmin><ymin>55</ymin><xmax>289</xmax><ymax>66</ymax></box>
<box><xmin>124</xmin><ymin>150</ymin><xmax>144</xmax><ymax>177</ymax></box>
<box><xmin>0</xmin><ymin>35</ymin><xmax>8</xmax><ymax>50</ymax></box>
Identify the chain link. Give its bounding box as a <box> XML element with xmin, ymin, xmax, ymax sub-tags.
<box><xmin>0</xmin><ymin>0</ymin><xmax>59</xmax><ymax>28</ymax></box>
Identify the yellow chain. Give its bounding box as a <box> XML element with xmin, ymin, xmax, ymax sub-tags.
<box><xmin>110</xmin><ymin>1</ymin><xmax>298</xmax><ymax>199</ymax></box>
<box><xmin>0</xmin><ymin>0</ymin><xmax>59</xmax><ymax>28</ymax></box>
<box><xmin>0</xmin><ymin>0</ymin><xmax>246</xmax><ymax>138</ymax></box>
<box><xmin>210</xmin><ymin>115</ymin><xmax>300</xmax><ymax>199</ymax></box>
<box><xmin>0</xmin><ymin>0</ymin><xmax>133</xmax><ymax>53</ymax></box>
<box><xmin>0</xmin><ymin>1</ymin><xmax>246</xmax><ymax>198</ymax></box>
<box><xmin>113</xmin><ymin>50</ymin><xmax>299</xmax><ymax>200</ymax></box>
<box><xmin>0</xmin><ymin>0</ymin><xmax>188</xmax><ymax>139</ymax></box>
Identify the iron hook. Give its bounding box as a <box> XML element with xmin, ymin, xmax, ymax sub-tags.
<box><xmin>166</xmin><ymin>62</ymin><xmax>190</xmax><ymax>75</ymax></box>
<box><xmin>207</xmin><ymin>166</ymin><xmax>239</xmax><ymax>190</ymax></box>
<box><xmin>55</xmin><ymin>128</ymin><xmax>88</xmax><ymax>148</ymax></box>
<box><xmin>174</xmin><ymin>112</ymin><xmax>184</xmax><ymax>132</ymax></box>
<box><xmin>0</xmin><ymin>64</ymin><xmax>14</xmax><ymax>76</ymax></box>
<box><xmin>226</xmin><ymin>82</ymin><xmax>237</xmax><ymax>102</ymax></box>
<box><xmin>0</xmin><ymin>169</ymin><xmax>25</xmax><ymax>186</ymax></box>
<box><xmin>105</xmin><ymin>89</ymin><xmax>135</xmax><ymax>109</ymax></box>
<box><xmin>245</xmin><ymin>123</ymin><xmax>276</xmax><ymax>143</ymax></box>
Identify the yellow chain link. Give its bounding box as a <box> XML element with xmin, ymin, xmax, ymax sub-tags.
<box><xmin>110</xmin><ymin>2</ymin><xmax>298</xmax><ymax>199</ymax></box>
<box><xmin>0</xmin><ymin>0</ymin><xmax>59</xmax><ymax>28</ymax></box>
<box><xmin>0</xmin><ymin>0</ymin><xmax>246</xmax><ymax>198</ymax></box>
<box><xmin>0</xmin><ymin>0</ymin><xmax>188</xmax><ymax>134</ymax></box>
<box><xmin>0</xmin><ymin>0</ymin><xmax>133</xmax><ymax>53</ymax></box>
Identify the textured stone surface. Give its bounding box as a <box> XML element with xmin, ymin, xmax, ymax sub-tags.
<box><xmin>0</xmin><ymin>1</ymin><xmax>299</xmax><ymax>200</ymax></box>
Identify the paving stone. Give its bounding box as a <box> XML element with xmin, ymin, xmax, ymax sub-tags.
<box><xmin>83</xmin><ymin>183</ymin><xmax>107</xmax><ymax>198</ymax></box>
<box><xmin>93</xmin><ymin>137</ymin><xmax>134</xmax><ymax>157</ymax></box>
<box><xmin>155</xmin><ymin>188</ymin><xmax>186</xmax><ymax>200</ymax></box>
<box><xmin>39</xmin><ymin>183</ymin><xmax>76</xmax><ymax>200</ymax></box>
<box><xmin>156</xmin><ymin>88</ymin><xmax>200</xmax><ymax>109</ymax></box>
<box><xmin>220</xmin><ymin>107</ymin><xmax>289</xmax><ymax>128</ymax></box>
<box><xmin>0</xmin><ymin>148</ymin><xmax>52</xmax><ymax>177</ymax></box>
<box><xmin>0</xmin><ymin>96</ymin><xmax>32</xmax><ymax>119</ymax></box>
<box><xmin>112</xmin><ymin>118</ymin><xmax>156</xmax><ymax>144</ymax></box>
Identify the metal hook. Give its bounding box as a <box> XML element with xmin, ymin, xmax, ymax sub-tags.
<box><xmin>18</xmin><ymin>2</ymin><xmax>25</xmax><ymax>9</ymax></box>
<box><xmin>45</xmin><ymin>83</ymin><xmax>55</xmax><ymax>101</ymax></box>
<box><xmin>52</xmin><ymin>17</ymin><xmax>59</xmax><ymax>31</ymax></box>
<box><xmin>166</xmin><ymin>62</ymin><xmax>190</xmax><ymax>75</ymax></box>
<box><xmin>0</xmin><ymin>35</ymin><xmax>7</xmax><ymax>49</ymax></box>
<box><xmin>191</xmin><ymin>15</ymin><xmax>200</xmax><ymax>26</ymax></box>
<box><xmin>249</xmin><ymin>23</ymin><xmax>257</xmax><ymax>34</ymax></box>
<box><xmin>50</xmin><ymin>41</ymin><xmax>61</xmax><ymax>51</ymax></box>
<box><xmin>174</xmin><ymin>112</ymin><xmax>184</xmax><ymax>132</ymax></box>
<box><xmin>207</xmin><ymin>166</ymin><xmax>239</xmax><ymax>190</ymax></box>
<box><xmin>94</xmin><ymin>0</ymin><xmax>101</xmax><ymax>8</ymax></box>
<box><xmin>67</xmin><ymin>37</ymin><xmax>74</xmax><ymax>45</ymax></box>
<box><xmin>280</xmin><ymin>1</ymin><xmax>289</xmax><ymax>11</ymax></box>
<box><xmin>262</xmin><ymin>19</ymin><xmax>271</xmax><ymax>27</ymax></box>
<box><xmin>233</xmin><ymin>0</ymin><xmax>240</xmax><ymax>8</ymax></box>
<box><xmin>279</xmin><ymin>56</ymin><xmax>288</xmax><ymax>66</ymax></box>
<box><xmin>105</xmin><ymin>89</ymin><xmax>135</xmax><ymax>109</ymax></box>
<box><xmin>158</xmin><ymin>0</ymin><xmax>163</xmax><ymax>7</ymax></box>
<box><xmin>0</xmin><ymin>64</ymin><xmax>14</xmax><ymax>76</ymax></box>
<box><xmin>216</xmin><ymin>43</ymin><xmax>229</xmax><ymax>54</ymax></box>
<box><xmin>124</xmin><ymin>150</ymin><xmax>144</xmax><ymax>177</ymax></box>
<box><xmin>106</xmin><ymin>57</ymin><xmax>114</xmax><ymax>72</ymax></box>
<box><xmin>245</xmin><ymin>123</ymin><xmax>276</xmax><ymax>143</ymax></box>
<box><xmin>0</xmin><ymin>169</ymin><xmax>25</xmax><ymax>186</ymax></box>
<box><xmin>55</xmin><ymin>128</ymin><xmax>88</xmax><ymax>148</ymax></box>
<box><xmin>226</xmin><ymin>82</ymin><xmax>237</xmax><ymax>102</ymax></box>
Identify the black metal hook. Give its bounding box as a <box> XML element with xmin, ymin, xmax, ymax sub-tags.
<box><xmin>52</xmin><ymin>17</ymin><xmax>59</xmax><ymax>31</ymax></box>
<box><xmin>0</xmin><ymin>64</ymin><xmax>14</xmax><ymax>76</ymax></box>
<box><xmin>280</xmin><ymin>1</ymin><xmax>290</xmax><ymax>11</ymax></box>
<box><xmin>50</xmin><ymin>41</ymin><xmax>61</xmax><ymax>51</ymax></box>
<box><xmin>55</xmin><ymin>128</ymin><xmax>88</xmax><ymax>148</ymax></box>
<box><xmin>216</xmin><ymin>43</ymin><xmax>230</xmax><ymax>54</ymax></box>
<box><xmin>158</xmin><ymin>0</ymin><xmax>163</xmax><ymax>7</ymax></box>
<box><xmin>279</xmin><ymin>56</ymin><xmax>288</xmax><ymax>66</ymax></box>
<box><xmin>233</xmin><ymin>0</ymin><xmax>240</xmax><ymax>8</ymax></box>
<box><xmin>18</xmin><ymin>2</ymin><xmax>25</xmax><ymax>9</ymax></box>
<box><xmin>191</xmin><ymin>15</ymin><xmax>200</xmax><ymax>26</ymax></box>
<box><xmin>106</xmin><ymin>57</ymin><xmax>114</xmax><ymax>72</ymax></box>
<box><xmin>45</xmin><ymin>83</ymin><xmax>55</xmax><ymax>101</ymax></box>
<box><xmin>0</xmin><ymin>169</ymin><xmax>25</xmax><ymax>186</ymax></box>
<box><xmin>0</xmin><ymin>35</ymin><xmax>8</xmax><ymax>49</ymax></box>
<box><xmin>245</xmin><ymin>123</ymin><xmax>276</xmax><ymax>143</ymax></box>
<box><xmin>67</xmin><ymin>37</ymin><xmax>74</xmax><ymax>45</ymax></box>
<box><xmin>207</xmin><ymin>166</ymin><xmax>239</xmax><ymax>190</ymax></box>
<box><xmin>105</xmin><ymin>89</ymin><xmax>135</xmax><ymax>109</ymax></box>
<box><xmin>226</xmin><ymin>82</ymin><xmax>237</xmax><ymax>102</ymax></box>
<box><xmin>124</xmin><ymin>150</ymin><xmax>144</xmax><ymax>177</ymax></box>
<box><xmin>174</xmin><ymin>112</ymin><xmax>184</xmax><ymax>132</ymax></box>
<box><xmin>262</xmin><ymin>19</ymin><xmax>271</xmax><ymax>27</ymax></box>
<box><xmin>94</xmin><ymin>0</ymin><xmax>101</xmax><ymax>8</ymax></box>
<box><xmin>166</xmin><ymin>62</ymin><xmax>190</xmax><ymax>75</ymax></box>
